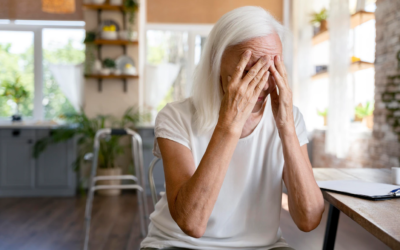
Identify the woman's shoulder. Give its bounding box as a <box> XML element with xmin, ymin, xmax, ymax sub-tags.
<box><xmin>157</xmin><ymin>97</ymin><xmax>195</xmax><ymax>121</ymax></box>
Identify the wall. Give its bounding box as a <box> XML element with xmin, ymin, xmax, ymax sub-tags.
<box><xmin>83</xmin><ymin>3</ymin><xmax>141</xmax><ymax>118</ymax></box>
<box><xmin>147</xmin><ymin>0</ymin><xmax>283</xmax><ymax>23</ymax></box>
<box><xmin>370</xmin><ymin>0</ymin><xmax>400</xmax><ymax>168</ymax></box>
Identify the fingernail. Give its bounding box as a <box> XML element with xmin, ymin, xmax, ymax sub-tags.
<box><xmin>277</xmin><ymin>55</ymin><xmax>281</xmax><ymax>62</ymax></box>
<box><xmin>245</xmin><ymin>50</ymin><xmax>251</xmax><ymax>57</ymax></box>
<box><xmin>261</xmin><ymin>56</ymin><xmax>268</xmax><ymax>63</ymax></box>
<box><xmin>227</xmin><ymin>76</ymin><xmax>231</xmax><ymax>81</ymax></box>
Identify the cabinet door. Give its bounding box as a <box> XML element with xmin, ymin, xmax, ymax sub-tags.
<box><xmin>36</xmin><ymin>130</ymin><xmax>74</xmax><ymax>188</ymax></box>
<box><xmin>0</xmin><ymin>138</ymin><xmax>35</xmax><ymax>188</ymax></box>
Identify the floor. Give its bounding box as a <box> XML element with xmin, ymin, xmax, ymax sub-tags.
<box><xmin>0</xmin><ymin>193</ymin><xmax>391</xmax><ymax>250</ymax></box>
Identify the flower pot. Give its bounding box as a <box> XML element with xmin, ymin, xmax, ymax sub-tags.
<box><xmin>96</xmin><ymin>167</ymin><xmax>122</xmax><ymax>196</ymax></box>
<box><xmin>101</xmin><ymin>31</ymin><xmax>118</xmax><ymax>40</ymax></box>
<box><xmin>364</xmin><ymin>115</ymin><xmax>373</xmax><ymax>129</ymax></box>
<box><xmin>320</xmin><ymin>20</ymin><xmax>328</xmax><ymax>32</ymax></box>
<box><xmin>110</xmin><ymin>0</ymin><xmax>123</xmax><ymax>5</ymax></box>
<box><xmin>92</xmin><ymin>0</ymin><xmax>106</xmax><ymax>4</ymax></box>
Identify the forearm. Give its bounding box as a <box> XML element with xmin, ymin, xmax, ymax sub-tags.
<box><xmin>172</xmin><ymin>125</ymin><xmax>239</xmax><ymax>235</ymax></box>
<box><xmin>281</xmin><ymin>131</ymin><xmax>324</xmax><ymax>231</ymax></box>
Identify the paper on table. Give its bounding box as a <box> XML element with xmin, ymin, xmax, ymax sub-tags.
<box><xmin>317</xmin><ymin>180</ymin><xmax>400</xmax><ymax>198</ymax></box>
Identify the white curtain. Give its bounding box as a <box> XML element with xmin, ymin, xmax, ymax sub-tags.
<box><xmin>326</xmin><ymin>0</ymin><xmax>351</xmax><ymax>158</ymax></box>
<box><xmin>49</xmin><ymin>64</ymin><xmax>84</xmax><ymax>112</ymax></box>
<box><xmin>145</xmin><ymin>63</ymin><xmax>180</xmax><ymax>121</ymax></box>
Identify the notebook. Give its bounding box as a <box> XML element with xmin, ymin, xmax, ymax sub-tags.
<box><xmin>317</xmin><ymin>180</ymin><xmax>400</xmax><ymax>200</ymax></box>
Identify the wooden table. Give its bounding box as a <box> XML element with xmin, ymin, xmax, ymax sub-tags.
<box><xmin>313</xmin><ymin>168</ymin><xmax>400</xmax><ymax>250</ymax></box>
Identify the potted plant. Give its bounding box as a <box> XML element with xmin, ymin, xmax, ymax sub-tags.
<box><xmin>310</xmin><ymin>8</ymin><xmax>328</xmax><ymax>34</ymax></box>
<box><xmin>101</xmin><ymin>58</ymin><xmax>116</xmax><ymax>75</ymax></box>
<box><xmin>317</xmin><ymin>108</ymin><xmax>328</xmax><ymax>126</ymax></box>
<box><xmin>1</xmin><ymin>76</ymin><xmax>29</xmax><ymax>121</ymax></box>
<box><xmin>122</xmin><ymin>0</ymin><xmax>139</xmax><ymax>40</ymax></box>
<box><xmin>355</xmin><ymin>101</ymin><xmax>374</xmax><ymax>129</ymax></box>
<box><xmin>33</xmin><ymin>107</ymin><xmax>150</xmax><ymax>196</ymax></box>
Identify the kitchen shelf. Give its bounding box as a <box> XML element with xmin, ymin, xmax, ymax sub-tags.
<box><xmin>311</xmin><ymin>61</ymin><xmax>374</xmax><ymax>80</ymax></box>
<box><xmin>85</xmin><ymin>74</ymin><xmax>139</xmax><ymax>92</ymax></box>
<box><xmin>83</xmin><ymin>4</ymin><xmax>124</xmax><ymax>11</ymax></box>
<box><xmin>85</xmin><ymin>74</ymin><xmax>138</xmax><ymax>79</ymax></box>
<box><xmin>312</xmin><ymin>11</ymin><xmax>375</xmax><ymax>45</ymax></box>
<box><xmin>87</xmin><ymin>39</ymin><xmax>138</xmax><ymax>45</ymax></box>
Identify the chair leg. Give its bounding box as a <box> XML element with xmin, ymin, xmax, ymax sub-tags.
<box><xmin>83</xmin><ymin>188</ymin><xmax>95</xmax><ymax>250</ymax></box>
<box><xmin>136</xmin><ymin>189</ymin><xmax>146</xmax><ymax>237</ymax></box>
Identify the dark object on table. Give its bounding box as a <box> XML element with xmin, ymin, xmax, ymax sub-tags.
<box><xmin>316</xmin><ymin>65</ymin><xmax>328</xmax><ymax>74</ymax></box>
<box><xmin>12</xmin><ymin>114</ymin><xmax>22</xmax><ymax>122</ymax></box>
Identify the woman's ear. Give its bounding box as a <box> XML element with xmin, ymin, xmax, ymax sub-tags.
<box><xmin>220</xmin><ymin>75</ymin><xmax>225</xmax><ymax>94</ymax></box>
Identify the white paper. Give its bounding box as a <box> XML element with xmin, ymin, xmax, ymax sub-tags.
<box><xmin>317</xmin><ymin>180</ymin><xmax>400</xmax><ymax>197</ymax></box>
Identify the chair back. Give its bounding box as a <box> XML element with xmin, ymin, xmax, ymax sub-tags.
<box><xmin>148</xmin><ymin>157</ymin><xmax>161</xmax><ymax>208</ymax></box>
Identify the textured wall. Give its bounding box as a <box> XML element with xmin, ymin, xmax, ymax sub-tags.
<box><xmin>371</xmin><ymin>0</ymin><xmax>400</xmax><ymax>168</ymax></box>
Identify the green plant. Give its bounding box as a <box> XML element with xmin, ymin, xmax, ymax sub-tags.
<box><xmin>33</xmin><ymin>107</ymin><xmax>150</xmax><ymax>192</ymax></box>
<box><xmin>123</xmin><ymin>0</ymin><xmax>139</xmax><ymax>33</ymax></box>
<box><xmin>317</xmin><ymin>108</ymin><xmax>328</xmax><ymax>117</ymax></box>
<box><xmin>355</xmin><ymin>101</ymin><xmax>374</xmax><ymax>119</ymax></box>
<box><xmin>1</xmin><ymin>76</ymin><xmax>29</xmax><ymax>114</ymax></box>
<box><xmin>103</xmin><ymin>58</ymin><xmax>116</xmax><ymax>68</ymax></box>
<box><xmin>83</xmin><ymin>31</ymin><xmax>96</xmax><ymax>43</ymax></box>
<box><xmin>310</xmin><ymin>8</ymin><xmax>328</xmax><ymax>25</ymax></box>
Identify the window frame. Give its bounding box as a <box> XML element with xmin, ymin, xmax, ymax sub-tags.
<box><xmin>0</xmin><ymin>20</ymin><xmax>85</xmax><ymax>121</ymax></box>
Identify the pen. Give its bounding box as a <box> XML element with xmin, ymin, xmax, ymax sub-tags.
<box><xmin>388</xmin><ymin>188</ymin><xmax>400</xmax><ymax>196</ymax></box>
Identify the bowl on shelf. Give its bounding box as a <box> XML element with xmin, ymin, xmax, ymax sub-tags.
<box><xmin>91</xmin><ymin>0</ymin><xmax>106</xmax><ymax>4</ymax></box>
<box><xmin>109</xmin><ymin>0</ymin><xmax>123</xmax><ymax>5</ymax></box>
<box><xmin>123</xmin><ymin>66</ymin><xmax>137</xmax><ymax>75</ymax></box>
<box><xmin>119</xmin><ymin>30</ymin><xmax>138</xmax><ymax>41</ymax></box>
<box><xmin>100</xmin><ymin>68</ymin><xmax>111</xmax><ymax>75</ymax></box>
<box><xmin>101</xmin><ymin>31</ymin><xmax>118</xmax><ymax>40</ymax></box>
<box><xmin>113</xmin><ymin>69</ymin><xmax>121</xmax><ymax>75</ymax></box>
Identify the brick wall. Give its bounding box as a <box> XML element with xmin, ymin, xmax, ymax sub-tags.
<box><xmin>311</xmin><ymin>0</ymin><xmax>400</xmax><ymax>169</ymax></box>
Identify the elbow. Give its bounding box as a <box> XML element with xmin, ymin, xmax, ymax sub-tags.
<box><xmin>176</xmin><ymin>219</ymin><xmax>206</xmax><ymax>238</ymax></box>
<box><xmin>297</xmin><ymin>203</ymin><xmax>325</xmax><ymax>232</ymax></box>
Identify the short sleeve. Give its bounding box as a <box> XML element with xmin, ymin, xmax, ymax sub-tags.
<box><xmin>152</xmin><ymin>103</ymin><xmax>191</xmax><ymax>158</ymax></box>
<box><xmin>293</xmin><ymin>106</ymin><xmax>309</xmax><ymax>147</ymax></box>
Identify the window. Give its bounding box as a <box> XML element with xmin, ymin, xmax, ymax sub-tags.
<box><xmin>0</xmin><ymin>20</ymin><xmax>85</xmax><ymax>121</ymax></box>
<box><xmin>144</xmin><ymin>24</ymin><xmax>212</xmax><ymax>115</ymax></box>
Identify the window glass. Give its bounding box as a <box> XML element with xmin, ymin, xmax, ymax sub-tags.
<box><xmin>0</xmin><ymin>31</ymin><xmax>34</xmax><ymax>119</ymax></box>
<box><xmin>42</xmin><ymin>28</ymin><xmax>85</xmax><ymax>119</ymax></box>
<box><xmin>146</xmin><ymin>30</ymin><xmax>189</xmax><ymax>111</ymax></box>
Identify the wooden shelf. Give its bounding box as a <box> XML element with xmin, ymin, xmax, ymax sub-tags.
<box><xmin>350</xmin><ymin>11</ymin><xmax>375</xmax><ymax>29</ymax></box>
<box><xmin>86</xmin><ymin>39</ymin><xmax>138</xmax><ymax>45</ymax></box>
<box><xmin>312</xmin><ymin>11</ymin><xmax>375</xmax><ymax>45</ymax></box>
<box><xmin>85</xmin><ymin>74</ymin><xmax>138</xmax><ymax>79</ymax></box>
<box><xmin>311</xmin><ymin>61</ymin><xmax>374</xmax><ymax>80</ymax></box>
<box><xmin>83</xmin><ymin>4</ymin><xmax>123</xmax><ymax>11</ymax></box>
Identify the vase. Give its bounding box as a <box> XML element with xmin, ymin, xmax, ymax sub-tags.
<box><xmin>110</xmin><ymin>0</ymin><xmax>123</xmax><ymax>5</ymax></box>
<box><xmin>320</xmin><ymin>20</ymin><xmax>328</xmax><ymax>32</ymax></box>
<box><xmin>96</xmin><ymin>167</ymin><xmax>122</xmax><ymax>196</ymax></box>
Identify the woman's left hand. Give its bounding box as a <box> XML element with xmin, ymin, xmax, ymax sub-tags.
<box><xmin>269</xmin><ymin>55</ymin><xmax>296</xmax><ymax>136</ymax></box>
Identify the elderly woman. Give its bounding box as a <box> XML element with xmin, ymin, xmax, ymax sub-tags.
<box><xmin>141</xmin><ymin>6</ymin><xmax>324</xmax><ymax>250</ymax></box>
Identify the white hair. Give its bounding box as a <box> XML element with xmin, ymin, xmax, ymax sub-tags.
<box><xmin>191</xmin><ymin>6</ymin><xmax>285</xmax><ymax>134</ymax></box>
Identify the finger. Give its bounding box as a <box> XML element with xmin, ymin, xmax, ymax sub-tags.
<box><xmin>252</xmin><ymin>70</ymin><xmax>270</xmax><ymax>99</ymax></box>
<box><xmin>274</xmin><ymin>55</ymin><xmax>288</xmax><ymax>87</ymax></box>
<box><xmin>269</xmin><ymin>63</ymin><xmax>286</xmax><ymax>92</ymax></box>
<box><xmin>247</xmin><ymin>60</ymin><xmax>271</xmax><ymax>91</ymax></box>
<box><xmin>242</xmin><ymin>55</ymin><xmax>269</xmax><ymax>85</ymax></box>
<box><xmin>231</xmin><ymin>50</ymin><xmax>252</xmax><ymax>84</ymax></box>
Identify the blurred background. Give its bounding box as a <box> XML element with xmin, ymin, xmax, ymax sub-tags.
<box><xmin>0</xmin><ymin>0</ymin><xmax>399</xmax><ymax>249</ymax></box>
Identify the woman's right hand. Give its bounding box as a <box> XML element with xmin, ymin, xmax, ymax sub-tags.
<box><xmin>217</xmin><ymin>50</ymin><xmax>271</xmax><ymax>135</ymax></box>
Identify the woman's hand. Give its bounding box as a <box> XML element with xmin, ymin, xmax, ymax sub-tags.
<box><xmin>269</xmin><ymin>55</ymin><xmax>296</xmax><ymax>136</ymax></box>
<box><xmin>217</xmin><ymin>50</ymin><xmax>271</xmax><ymax>135</ymax></box>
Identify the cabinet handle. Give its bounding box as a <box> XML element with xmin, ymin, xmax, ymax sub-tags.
<box><xmin>12</xmin><ymin>130</ymin><xmax>20</xmax><ymax>137</ymax></box>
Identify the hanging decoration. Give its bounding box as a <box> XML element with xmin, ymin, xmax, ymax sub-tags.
<box><xmin>42</xmin><ymin>0</ymin><xmax>75</xmax><ymax>14</ymax></box>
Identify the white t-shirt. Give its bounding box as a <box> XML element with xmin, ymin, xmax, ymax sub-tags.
<box><xmin>141</xmin><ymin>96</ymin><xmax>308</xmax><ymax>250</ymax></box>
